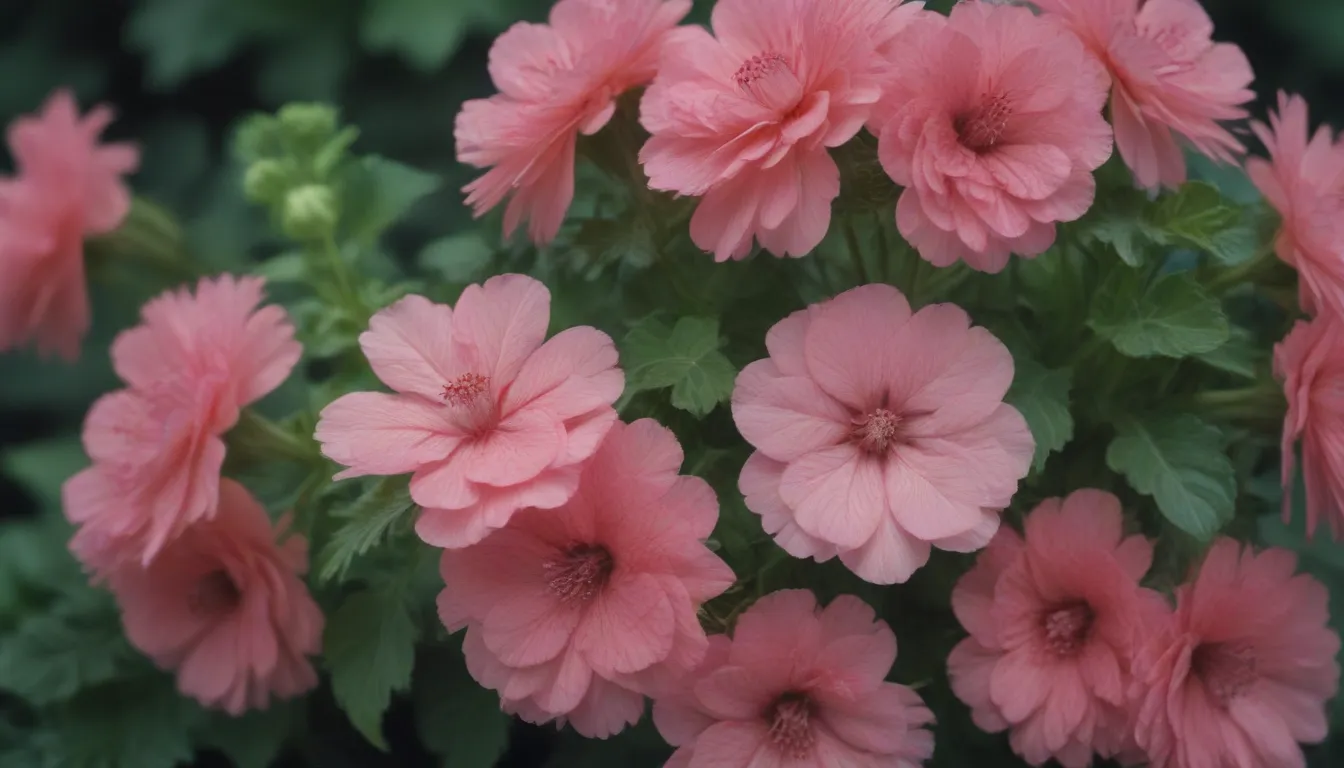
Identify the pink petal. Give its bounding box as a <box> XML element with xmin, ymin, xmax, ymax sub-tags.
<box><xmin>481</xmin><ymin>592</ymin><xmax>582</xmax><ymax>667</ymax></box>
<box><xmin>685</xmin><ymin>721</ymin><xmax>770</xmax><ymax>768</ymax></box>
<box><xmin>802</xmin><ymin>283</ymin><xmax>913</xmax><ymax>411</ymax></box>
<box><xmin>884</xmin><ymin>452</ymin><xmax>992</xmax><ymax>541</ymax></box>
<box><xmin>502</xmin><ymin>326</ymin><xmax>623</xmax><ymax>421</ymax></box>
<box><xmin>316</xmin><ymin>392</ymin><xmax>461</xmax><ymax>480</ymax></box>
<box><xmin>415</xmin><ymin>466</ymin><xmax>580</xmax><ymax>548</ymax></box>
<box><xmin>574</xmin><ymin>573</ymin><xmax>676</xmax><ymax>676</ymax></box>
<box><xmin>740</xmin><ymin>452</ymin><xmax>838</xmax><ymax>561</ymax></box>
<box><xmin>452</xmin><ymin>274</ymin><xmax>551</xmax><ymax>385</ymax></box>
<box><xmin>693</xmin><ymin>665</ymin><xmax>772</xmax><ymax>721</ymax></box>
<box><xmin>838</xmin><ymin>513</ymin><xmax>931</xmax><ymax>585</ymax></box>
<box><xmin>457</xmin><ymin>409</ymin><xmax>564</xmax><ymax>487</ymax></box>
<box><xmin>778</xmin><ymin>445</ymin><xmax>885</xmax><ymax>549</ymax></box>
<box><xmin>359</xmin><ymin>294</ymin><xmax>466</xmax><ymax>400</ymax></box>
<box><xmin>731</xmin><ymin>360</ymin><xmax>852</xmax><ymax>463</ymax></box>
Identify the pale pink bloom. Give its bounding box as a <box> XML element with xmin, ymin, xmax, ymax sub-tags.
<box><xmin>62</xmin><ymin>275</ymin><xmax>302</xmax><ymax>566</ymax></box>
<box><xmin>639</xmin><ymin>0</ymin><xmax>898</xmax><ymax>260</ymax></box>
<box><xmin>1035</xmin><ymin>0</ymin><xmax>1254</xmax><ymax>190</ymax></box>
<box><xmin>316</xmin><ymin>274</ymin><xmax>623</xmax><ymax>549</ymax></box>
<box><xmin>871</xmin><ymin>1</ymin><xmax>1113</xmax><ymax>273</ymax></box>
<box><xmin>947</xmin><ymin>490</ymin><xmax>1168</xmax><ymax>767</ymax></box>
<box><xmin>652</xmin><ymin>589</ymin><xmax>934</xmax><ymax>767</ymax></box>
<box><xmin>1132</xmin><ymin>539</ymin><xmax>1340</xmax><ymax>768</ymax></box>
<box><xmin>457</xmin><ymin>0</ymin><xmax>690</xmax><ymax>244</ymax></box>
<box><xmin>0</xmin><ymin>89</ymin><xmax>139</xmax><ymax>359</ymax></box>
<box><xmin>1248</xmin><ymin>93</ymin><xmax>1344</xmax><ymax>318</ymax></box>
<box><xmin>106</xmin><ymin>479</ymin><xmax>323</xmax><ymax>714</ymax></box>
<box><xmin>1275</xmin><ymin>315</ymin><xmax>1344</xmax><ymax>539</ymax></box>
<box><xmin>437</xmin><ymin>419</ymin><xmax>734</xmax><ymax>738</ymax></box>
<box><xmin>732</xmin><ymin>284</ymin><xmax>1034</xmax><ymax>584</ymax></box>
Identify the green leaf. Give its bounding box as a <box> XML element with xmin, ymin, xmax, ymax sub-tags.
<box><xmin>360</xmin><ymin>0</ymin><xmax>468</xmax><ymax>71</ymax></box>
<box><xmin>572</xmin><ymin>216</ymin><xmax>657</xmax><ymax>273</ymax></box>
<box><xmin>340</xmin><ymin>156</ymin><xmax>441</xmax><ymax>244</ymax></box>
<box><xmin>317</xmin><ymin>481</ymin><xmax>417</xmax><ymax>583</ymax></box>
<box><xmin>252</xmin><ymin>251</ymin><xmax>309</xmax><ymax>284</ymax></box>
<box><xmin>1088</xmin><ymin>270</ymin><xmax>1229</xmax><ymax>358</ymax></box>
<box><xmin>0</xmin><ymin>587</ymin><xmax>134</xmax><ymax>706</ymax></box>
<box><xmin>1</xmin><ymin>436</ymin><xmax>88</xmax><ymax>514</ymax></box>
<box><xmin>1006</xmin><ymin>360</ymin><xmax>1074</xmax><ymax>473</ymax></box>
<box><xmin>1090</xmin><ymin>213</ymin><xmax>1148</xmax><ymax>267</ymax></box>
<box><xmin>622</xmin><ymin>317</ymin><xmax>737</xmax><ymax>417</ymax></box>
<box><xmin>125</xmin><ymin>0</ymin><xmax>252</xmax><ymax>89</ymax></box>
<box><xmin>36</xmin><ymin>673</ymin><xmax>204</xmax><ymax>768</ymax></box>
<box><xmin>1149</xmin><ymin>181</ymin><xmax>1241</xmax><ymax>259</ymax></box>
<box><xmin>325</xmin><ymin>588</ymin><xmax>419</xmax><ymax>750</ymax></box>
<box><xmin>419</xmin><ymin>233</ymin><xmax>494</xmax><ymax>285</ymax></box>
<box><xmin>197</xmin><ymin>703</ymin><xmax>296</xmax><ymax>768</ymax></box>
<box><xmin>1194</xmin><ymin>325</ymin><xmax>1263</xmax><ymax>380</ymax></box>
<box><xmin>1106</xmin><ymin>414</ymin><xmax>1237</xmax><ymax>540</ymax></box>
<box><xmin>413</xmin><ymin>647</ymin><xmax>509</xmax><ymax>768</ymax></box>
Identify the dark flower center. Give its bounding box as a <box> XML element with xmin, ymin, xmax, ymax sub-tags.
<box><xmin>543</xmin><ymin>544</ymin><xmax>615</xmax><ymax>603</ymax></box>
<box><xmin>853</xmin><ymin>408</ymin><xmax>903</xmax><ymax>453</ymax></box>
<box><xmin>955</xmin><ymin>93</ymin><xmax>1013</xmax><ymax>153</ymax></box>
<box><xmin>189</xmin><ymin>569</ymin><xmax>241</xmax><ymax>618</ymax></box>
<box><xmin>1191</xmin><ymin>641</ymin><xmax>1258</xmax><ymax>707</ymax></box>
<box><xmin>1041</xmin><ymin>601</ymin><xmax>1095</xmax><ymax>657</ymax></box>
<box><xmin>766</xmin><ymin>692</ymin><xmax>815</xmax><ymax>758</ymax></box>
<box><xmin>441</xmin><ymin>373</ymin><xmax>491</xmax><ymax>408</ymax></box>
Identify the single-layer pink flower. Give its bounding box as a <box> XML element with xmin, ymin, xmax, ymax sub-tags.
<box><xmin>652</xmin><ymin>589</ymin><xmax>934</xmax><ymax>767</ymax></box>
<box><xmin>871</xmin><ymin>1</ymin><xmax>1113</xmax><ymax>273</ymax></box>
<box><xmin>316</xmin><ymin>274</ymin><xmax>623</xmax><ymax>549</ymax></box>
<box><xmin>732</xmin><ymin>283</ymin><xmax>1034</xmax><ymax>584</ymax></box>
<box><xmin>639</xmin><ymin>0</ymin><xmax>899</xmax><ymax>260</ymax></box>
<box><xmin>437</xmin><ymin>419</ymin><xmax>734</xmax><ymax>738</ymax></box>
<box><xmin>105</xmin><ymin>479</ymin><xmax>323</xmax><ymax>714</ymax></box>
<box><xmin>948</xmin><ymin>490</ymin><xmax>1168</xmax><ymax>768</ymax></box>
<box><xmin>1035</xmin><ymin>0</ymin><xmax>1254</xmax><ymax>190</ymax></box>
<box><xmin>1248</xmin><ymin>92</ymin><xmax>1344</xmax><ymax>318</ymax></box>
<box><xmin>457</xmin><ymin>0</ymin><xmax>690</xmax><ymax>244</ymax></box>
<box><xmin>1275</xmin><ymin>315</ymin><xmax>1344</xmax><ymax>539</ymax></box>
<box><xmin>63</xmin><ymin>275</ymin><xmax>302</xmax><ymax>567</ymax></box>
<box><xmin>0</xmin><ymin>89</ymin><xmax>139</xmax><ymax>359</ymax></box>
<box><xmin>1132</xmin><ymin>538</ymin><xmax>1340</xmax><ymax>768</ymax></box>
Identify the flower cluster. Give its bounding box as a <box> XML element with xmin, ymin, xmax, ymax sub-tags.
<box><xmin>60</xmin><ymin>276</ymin><xmax>322</xmax><ymax>713</ymax></box>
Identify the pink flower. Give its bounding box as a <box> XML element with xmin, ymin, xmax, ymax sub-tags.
<box><xmin>457</xmin><ymin>0</ymin><xmax>690</xmax><ymax>244</ymax></box>
<box><xmin>1132</xmin><ymin>539</ymin><xmax>1340</xmax><ymax>768</ymax></box>
<box><xmin>1248</xmin><ymin>93</ymin><xmax>1344</xmax><ymax>318</ymax></box>
<box><xmin>732</xmin><ymin>283</ymin><xmax>1034</xmax><ymax>584</ymax></box>
<box><xmin>63</xmin><ymin>275</ymin><xmax>302</xmax><ymax>566</ymax></box>
<box><xmin>652</xmin><ymin>589</ymin><xmax>934</xmax><ymax>767</ymax></box>
<box><xmin>871</xmin><ymin>1</ymin><xmax>1113</xmax><ymax>273</ymax></box>
<box><xmin>106</xmin><ymin>479</ymin><xmax>323</xmax><ymax>714</ymax></box>
<box><xmin>437</xmin><ymin>419</ymin><xmax>734</xmax><ymax>738</ymax></box>
<box><xmin>947</xmin><ymin>490</ymin><xmax>1168</xmax><ymax>768</ymax></box>
<box><xmin>1035</xmin><ymin>0</ymin><xmax>1254</xmax><ymax>190</ymax></box>
<box><xmin>1275</xmin><ymin>315</ymin><xmax>1344</xmax><ymax>539</ymax></box>
<box><xmin>316</xmin><ymin>274</ymin><xmax>623</xmax><ymax>549</ymax></box>
<box><xmin>639</xmin><ymin>0</ymin><xmax>896</xmax><ymax>260</ymax></box>
<box><xmin>0</xmin><ymin>89</ymin><xmax>139</xmax><ymax>359</ymax></box>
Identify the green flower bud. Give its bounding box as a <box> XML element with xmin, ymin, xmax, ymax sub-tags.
<box><xmin>278</xmin><ymin>103</ymin><xmax>338</xmax><ymax>148</ymax></box>
<box><xmin>243</xmin><ymin>159</ymin><xmax>291</xmax><ymax>204</ymax></box>
<box><xmin>282</xmin><ymin>184</ymin><xmax>338</xmax><ymax>241</ymax></box>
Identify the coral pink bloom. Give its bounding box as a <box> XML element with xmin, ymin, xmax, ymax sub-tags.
<box><xmin>1275</xmin><ymin>315</ymin><xmax>1344</xmax><ymax>539</ymax></box>
<box><xmin>457</xmin><ymin>0</ymin><xmax>690</xmax><ymax>244</ymax></box>
<box><xmin>871</xmin><ymin>1</ymin><xmax>1113</xmax><ymax>273</ymax></box>
<box><xmin>639</xmin><ymin>0</ymin><xmax>897</xmax><ymax>260</ymax></box>
<box><xmin>62</xmin><ymin>275</ymin><xmax>302</xmax><ymax>567</ymax></box>
<box><xmin>947</xmin><ymin>490</ymin><xmax>1167</xmax><ymax>768</ymax></box>
<box><xmin>437</xmin><ymin>419</ymin><xmax>734</xmax><ymax>738</ymax></box>
<box><xmin>732</xmin><ymin>284</ymin><xmax>1034</xmax><ymax>584</ymax></box>
<box><xmin>652</xmin><ymin>589</ymin><xmax>934</xmax><ymax>768</ymax></box>
<box><xmin>1132</xmin><ymin>539</ymin><xmax>1340</xmax><ymax>768</ymax></box>
<box><xmin>0</xmin><ymin>89</ymin><xmax>139</xmax><ymax>359</ymax></box>
<box><xmin>107</xmin><ymin>479</ymin><xmax>323</xmax><ymax>714</ymax></box>
<box><xmin>316</xmin><ymin>275</ymin><xmax>623</xmax><ymax>549</ymax></box>
<box><xmin>1248</xmin><ymin>93</ymin><xmax>1344</xmax><ymax>318</ymax></box>
<box><xmin>1035</xmin><ymin>0</ymin><xmax>1254</xmax><ymax>190</ymax></box>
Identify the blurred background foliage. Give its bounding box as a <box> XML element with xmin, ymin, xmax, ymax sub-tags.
<box><xmin>1</xmin><ymin>0</ymin><xmax>1343</xmax><ymax>766</ymax></box>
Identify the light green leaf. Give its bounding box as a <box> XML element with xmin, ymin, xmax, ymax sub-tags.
<box><xmin>1090</xmin><ymin>213</ymin><xmax>1148</xmax><ymax>267</ymax></box>
<box><xmin>325</xmin><ymin>588</ymin><xmax>419</xmax><ymax>750</ymax></box>
<box><xmin>197</xmin><ymin>703</ymin><xmax>296</xmax><ymax>768</ymax></box>
<box><xmin>1006</xmin><ymin>360</ymin><xmax>1074</xmax><ymax>473</ymax></box>
<box><xmin>252</xmin><ymin>251</ymin><xmax>309</xmax><ymax>284</ymax></box>
<box><xmin>1149</xmin><ymin>181</ymin><xmax>1241</xmax><ymax>258</ymax></box>
<box><xmin>413</xmin><ymin>647</ymin><xmax>509</xmax><ymax>768</ymax></box>
<box><xmin>360</xmin><ymin>0</ymin><xmax>468</xmax><ymax>71</ymax></box>
<box><xmin>0</xmin><ymin>588</ymin><xmax>134</xmax><ymax>706</ymax></box>
<box><xmin>623</xmin><ymin>317</ymin><xmax>737</xmax><ymax>417</ymax></box>
<box><xmin>1106</xmin><ymin>414</ymin><xmax>1237</xmax><ymax>540</ymax></box>
<box><xmin>341</xmin><ymin>156</ymin><xmax>442</xmax><ymax>243</ymax></box>
<box><xmin>317</xmin><ymin>481</ymin><xmax>416</xmax><ymax>583</ymax></box>
<box><xmin>1194</xmin><ymin>325</ymin><xmax>1263</xmax><ymax>380</ymax></box>
<box><xmin>1089</xmin><ymin>270</ymin><xmax>1229</xmax><ymax>358</ymax></box>
<box><xmin>419</xmin><ymin>233</ymin><xmax>494</xmax><ymax>285</ymax></box>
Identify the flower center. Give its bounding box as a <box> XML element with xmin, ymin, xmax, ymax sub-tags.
<box><xmin>853</xmin><ymin>408</ymin><xmax>902</xmax><ymax>453</ymax></box>
<box><xmin>1191</xmin><ymin>641</ymin><xmax>1258</xmax><ymax>707</ymax></box>
<box><xmin>733</xmin><ymin>52</ymin><xmax>804</xmax><ymax>113</ymax></box>
<box><xmin>543</xmin><ymin>544</ymin><xmax>615</xmax><ymax>603</ymax></box>
<box><xmin>441</xmin><ymin>373</ymin><xmax>490</xmax><ymax>408</ymax></box>
<box><xmin>1042</xmin><ymin>601</ymin><xmax>1095</xmax><ymax>657</ymax></box>
<box><xmin>189</xmin><ymin>569</ymin><xmax>241</xmax><ymax>618</ymax></box>
<box><xmin>766</xmin><ymin>692</ymin><xmax>815</xmax><ymax>759</ymax></box>
<box><xmin>955</xmin><ymin>93</ymin><xmax>1013</xmax><ymax>153</ymax></box>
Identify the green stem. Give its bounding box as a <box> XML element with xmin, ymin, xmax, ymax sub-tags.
<box><xmin>1206</xmin><ymin>243</ymin><xmax>1279</xmax><ymax>295</ymax></box>
<box><xmin>228</xmin><ymin>408</ymin><xmax>320</xmax><ymax>465</ymax></box>
<box><xmin>844</xmin><ymin>219</ymin><xmax>870</xmax><ymax>284</ymax></box>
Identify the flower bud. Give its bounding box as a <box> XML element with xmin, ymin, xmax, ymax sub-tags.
<box><xmin>281</xmin><ymin>184</ymin><xmax>338</xmax><ymax>241</ymax></box>
<box><xmin>278</xmin><ymin>103</ymin><xmax>337</xmax><ymax>148</ymax></box>
<box><xmin>243</xmin><ymin>159</ymin><xmax>291</xmax><ymax>205</ymax></box>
